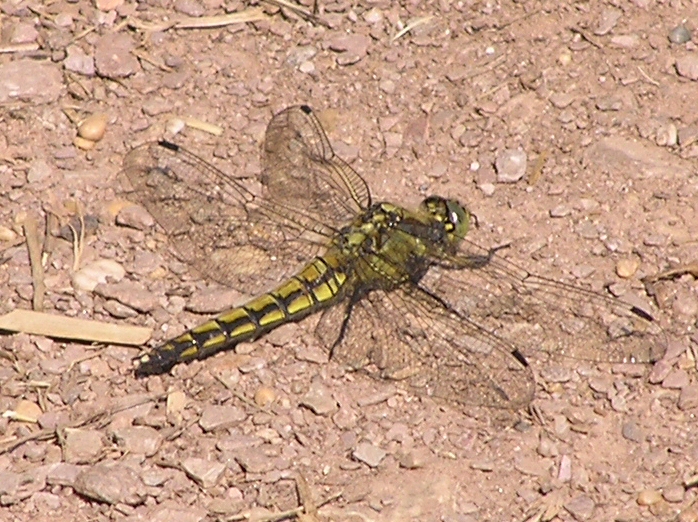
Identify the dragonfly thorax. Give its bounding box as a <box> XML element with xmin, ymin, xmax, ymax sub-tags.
<box><xmin>335</xmin><ymin>202</ymin><xmax>402</xmax><ymax>253</ymax></box>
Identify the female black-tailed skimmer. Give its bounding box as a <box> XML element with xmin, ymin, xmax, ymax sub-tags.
<box><xmin>120</xmin><ymin>105</ymin><xmax>665</xmax><ymax>409</ymax></box>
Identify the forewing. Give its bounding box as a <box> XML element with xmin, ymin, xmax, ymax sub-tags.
<box><xmin>120</xmin><ymin>106</ymin><xmax>373</xmax><ymax>294</ymax></box>
<box><xmin>263</xmin><ymin>105</ymin><xmax>370</xmax><ymax>226</ymax></box>
<box><xmin>120</xmin><ymin>141</ymin><xmax>335</xmax><ymax>293</ymax></box>
<box><xmin>423</xmin><ymin>237</ymin><xmax>667</xmax><ymax>366</ymax></box>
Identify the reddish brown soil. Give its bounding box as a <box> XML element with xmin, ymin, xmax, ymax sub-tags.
<box><xmin>1</xmin><ymin>1</ymin><xmax>698</xmax><ymax>521</ymax></box>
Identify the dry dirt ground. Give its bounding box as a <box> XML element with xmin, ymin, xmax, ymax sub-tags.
<box><xmin>2</xmin><ymin>0</ymin><xmax>698</xmax><ymax>521</ymax></box>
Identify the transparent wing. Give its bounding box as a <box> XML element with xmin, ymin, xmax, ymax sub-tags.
<box><xmin>119</xmin><ymin>106</ymin><xmax>370</xmax><ymax>293</ymax></box>
<box><xmin>422</xmin><ymin>237</ymin><xmax>667</xmax><ymax>365</ymax></box>
<box><xmin>262</xmin><ymin>105</ymin><xmax>371</xmax><ymax>219</ymax></box>
<box><xmin>316</xmin><ymin>261</ymin><xmax>536</xmax><ymax>410</ymax></box>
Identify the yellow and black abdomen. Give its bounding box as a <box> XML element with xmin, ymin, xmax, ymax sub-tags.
<box><xmin>135</xmin><ymin>255</ymin><xmax>349</xmax><ymax>375</ymax></box>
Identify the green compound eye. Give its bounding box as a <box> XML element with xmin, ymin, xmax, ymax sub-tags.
<box><xmin>444</xmin><ymin>199</ymin><xmax>470</xmax><ymax>240</ymax></box>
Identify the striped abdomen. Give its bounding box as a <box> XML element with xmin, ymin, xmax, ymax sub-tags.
<box><xmin>135</xmin><ymin>255</ymin><xmax>349</xmax><ymax>375</ymax></box>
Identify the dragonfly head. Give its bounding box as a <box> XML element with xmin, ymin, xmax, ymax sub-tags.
<box><xmin>421</xmin><ymin>196</ymin><xmax>471</xmax><ymax>244</ymax></box>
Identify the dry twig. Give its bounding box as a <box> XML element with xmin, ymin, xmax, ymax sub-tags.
<box><xmin>392</xmin><ymin>15</ymin><xmax>434</xmax><ymax>42</ymax></box>
<box><xmin>131</xmin><ymin>49</ymin><xmax>174</xmax><ymax>72</ymax></box>
<box><xmin>644</xmin><ymin>262</ymin><xmax>698</xmax><ymax>283</ymax></box>
<box><xmin>22</xmin><ymin>215</ymin><xmax>45</xmax><ymax>311</ymax></box>
<box><xmin>0</xmin><ymin>309</ymin><xmax>152</xmax><ymax>345</ymax></box>
<box><xmin>261</xmin><ymin>0</ymin><xmax>330</xmax><ymax>28</ymax></box>
<box><xmin>67</xmin><ymin>203</ymin><xmax>86</xmax><ymax>272</ymax></box>
<box><xmin>528</xmin><ymin>150</ymin><xmax>548</xmax><ymax>185</ymax></box>
<box><xmin>0</xmin><ymin>43</ymin><xmax>40</xmax><ymax>54</ymax></box>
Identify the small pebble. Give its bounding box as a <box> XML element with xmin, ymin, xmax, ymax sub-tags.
<box><xmin>537</xmin><ymin>436</ymin><xmax>559</xmax><ymax>457</ymax></box>
<box><xmin>234</xmin><ymin>447</ymin><xmax>278</xmax><ymax>474</ymax></box>
<box><xmin>588</xmin><ymin>375</ymin><xmax>613</xmax><ymax>393</ymax></box>
<box><xmin>103</xmin><ymin>300</ymin><xmax>138</xmax><ymax>319</ymax></box>
<box><xmin>73</xmin><ymin>464</ymin><xmax>145</xmax><ymax>505</ymax></box>
<box><xmin>398</xmin><ymin>449</ymin><xmax>427</xmax><ymax>469</ymax></box>
<box><xmin>616</xmin><ymin>258</ymin><xmax>639</xmax><ymax>278</ymax></box>
<box><xmin>495</xmin><ymin>148</ymin><xmax>527</xmax><ymax>183</ymax></box>
<box><xmin>379</xmin><ymin>79</ymin><xmax>395</xmax><ymax>94</ymax></box>
<box><xmin>332</xmin><ymin>405</ymin><xmax>358</xmax><ymax>430</ymax></box>
<box><xmin>167</xmin><ymin>390</ymin><xmax>187</xmax><ymax>416</ymax></box>
<box><xmin>479</xmin><ymin>182</ymin><xmax>495</xmax><ymax>196</ymax></box>
<box><xmin>111</xmin><ymin>426</ymin><xmax>162</xmax><ymax>456</ymax></box>
<box><xmin>514</xmin><ymin>457</ymin><xmax>550</xmax><ymax>477</ymax></box>
<box><xmin>669</xmin><ymin>25</ymin><xmax>692</xmax><ymax>44</ymax></box>
<box><xmin>328</xmin><ymin>34</ymin><xmax>370</xmax><ymax>62</ymax></box>
<box><xmin>678</xmin><ymin>126</ymin><xmax>698</xmax><ymax>147</ymax></box>
<box><xmin>610</xmin><ymin>34</ymin><xmax>639</xmax><ymax>48</ymax></box>
<box><xmin>94</xmin><ymin>280</ymin><xmax>159</xmax><ymax>313</ymax></box>
<box><xmin>594</xmin><ymin>7</ymin><xmax>621</xmax><ymax>36</ymax></box>
<box><xmin>27</xmin><ymin>159</ymin><xmax>52</xmax><ymax>183</ymax></box>
<box><xmin>549</xmin><ymin>204</ymin><xmax>571</xmax><ymax>218</ymax></box>
<box><xmin>571</xmin><ymin>263</ymin><xmax>595</xmax><ymax>279</ymax></box>
<box><xmin>299</xmin><ymin>61</ymin><xmax>315</xmax><ymax>74</ymax></box>
<box><xmin>116</xmin><ymin>204</ymin><xmax>155</xmax><ymax>230</ymax></box>
<box><xmin>610</xmin><ymin>393</ymin><xmax>628</xmax><ymax>412</ymax></box>
<box><xmin>174</xmin><ymin>0</ymin><xmax>204</xmax><ymax>16</ymax></box>
<box><xmin>662</xmin><ymin>369</ymin><xmax>690</xmax><ymax>389</ymax></box>
<box><xmin>31</xmin><ymin>492</ymin><xmax>61</xmax><ymax>511</ymax></box>
<box><xmin>14</xmin><ymin>399</ymin><xmax>42</xmax><ymax>422</ymax></box>
<box><xmin>564</xmin><ymin>494</ymin><xmax>595</xmax><ymax>520</ymax></box>
<box><xmin>673</xmin><ymin>288</ymin><xmax>698</xmax><ymax>317</ymax></box>
<box><xmin>94</xmin><ymin>33</ymin><xmax>139</xmax><ymax>79</ymax></box>
<box><xmin>363</xmin><ymin>7</ymin><xmax>382</xmax><ymax>24</ymax></box>
<box><xmin>470</xmin><ymin>460</ymin><xmax>494</xmax><ymax>471</ymax></box>
<box><xmin>141</xmin><ymin>468</ymin><xmax>170</xmax><ymax>487</ymax></box>
<box><xmin>656</xmin><ymin>123</ymin><xmax>678</xmax><ymax>147</ymax></box>
<box><xmin>676</xmin><ymin>55</ymin><xmax>698</xmax><ymax>81</ymax></box>
<box><xmin>663</xmin><ymin>485</ymin><xmax>685</xmax><ymax>503</ymax></box>
<box><xmin>181</xmin><ymin>458</ymin><xmax>226</xmax><ymax>488</ymax></box>
<box><xmin>286</xmin><ymin>45</ymin><xmax>317</xmax><ymax>66</ymax></box>
<box><xmin>73</xmin><ymin>136</ymin><xmax>96</xmax><ymax>150</ymax></box>
<box><xmin>0</xmin><ymin>60</ymin><xmax>63</xmax><ymax>104</ymax></box>
<box><xmin>64</xmin><ymin>45</ymin><xmax>94</xmax><ymax>76</ymax></box>
<box><xmin>356</xmin><ymin>389</ymin><xmax>395</xmax><ymax>407</ymax></box>
<box><xmin>549</xmin><ymin>92</ymin><xmax>575</xmax><ymax>108</ymax></box>
<box><xmin>648</xmin><ymin>359</ymin><xmax>672</xmax><ymax>384</ymax></box>
<box><xmin>621</xmin><ymin>421</ymin><xmax>643</xmax><ymax>443</ymax></box>
<box><xmin>596</xmin><ymin>96</ymin><xmax>623</xmax><ymax>111</ymax></box>
<box><xmin>166</xmin><ymin>117</ymin><xmax>186</xmax><ymax>135</ymax></box>
<box><xmin>72</xmin><ymin>259</ymin><xmax>126</xmax><ymax>292</ymax></box>
<box><xmin>637</xmin><ymin>489</ymin><xmax>663</xmax><ymax>506</ymax></box>
<box><xmin>237</xmin><ymin>357</ymin><xmax>266</xmax><ymax>372</ymax></box>
<box><xmin>294</xmin><ymin>343</ymin><xmax>329</xmax><ymax>364</ymax></box>
<box><xmin>199</xmin><ymin>405</ymin><xmax>246</xmax><ymax>431</ymax></box>
<box><xmin>558</xmin><ymin>454</ymin><xmax>572</xmax><ymax>482</ymax></box>
<box><xmin>558</xmin><ymin>50</ymin><xmax>572</xmax><ymax>66</ymax></box>
<box><xmin>539</xmin><ymin>365</ymin><xmax>572</xmax><ymax>383</ymax></box>
<box><xmin>300</xmin><ymin>380</ymin><xmax>338</xmax><ymax>416</ymax></box>
<box><xmin>78</xmin><ymin>113</ymin><xmax>108</xmax><ymax>142</ymax></box>
<box><xmin>55</xmin><ymin>13</ymin><xmax>73</xmax><ymax>27</ymax></box>
<box><xmin>63</xmin><ymin>429</ymin><xmax>104</xmax><ymax>464</ymax></box>
<box><xmin>96</xmin><ymin>0</ymin><xmax>123</xmax><ymax>11</ymax></box>
<box><xmin>678</xmin><ymin>384</ymin><xmax>698</xmax><ymax>411</ymax></box>
<box><xmin>353</xmin><ymin>442</ymin><xmax>386</xmax><ymax>468</ymax></box>
<box><xmin>0</xmin><ymin>225</ymin><xmax>16</xmax><ymax>241</ymax></box>
<box><xmin>254</xmin><ymin>386</ymin><xmax>276</xmax><ymax>408</ymax></box>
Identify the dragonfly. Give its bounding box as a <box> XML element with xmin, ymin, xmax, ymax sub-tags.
<box><xmin>120</xmin><ymin>105</ymin><xmax>665</xmax><ymax>409</ymax></box>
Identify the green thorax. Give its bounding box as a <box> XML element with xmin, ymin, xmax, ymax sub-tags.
<box><xmin>328</xmin><ymin>196</ymin><xmax>471</xmax><ymax>289</ymax></box>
